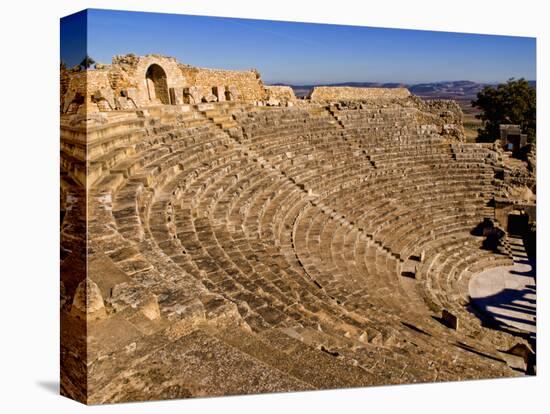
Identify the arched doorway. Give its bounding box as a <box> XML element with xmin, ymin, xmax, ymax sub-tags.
<box><xmin>145</xmin><ymin>64</ymin><xmax>169</xmax><ymax>104</ymax></box>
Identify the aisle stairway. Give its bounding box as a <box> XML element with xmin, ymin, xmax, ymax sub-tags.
<box><xmin>60</xmin><ymin>101</ymin><xmax>530</xmax><ymax>403</ymax></box>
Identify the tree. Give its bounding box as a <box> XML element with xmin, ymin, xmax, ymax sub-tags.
<box><xmin>472</xmin><ymin>78</ymin><xmax>536</xmax><ymax>143</ymax></box>
<box><xmin>79</xmin><ymin>55</ymin><xmax>96</xmax><ymax>70</ymax></box>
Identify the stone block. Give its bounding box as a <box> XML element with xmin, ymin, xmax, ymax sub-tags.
<box><xmin>441</xmin><ymin>310</ymin><xmax>458</xmax><ymax>330</ymax></box>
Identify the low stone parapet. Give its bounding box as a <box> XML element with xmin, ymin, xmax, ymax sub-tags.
<box><xmin>309</xmin><ymin>86</ymin><xmax>411</xmax><ymax>102</ymax></box>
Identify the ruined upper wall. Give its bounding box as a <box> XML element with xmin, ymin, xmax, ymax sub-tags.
<box><xmin>265</xmin><ymin>86</ymin><xmax>296</xmax><ymax>104</ymax></box>
<box><xmin>309</xmin><ymin>86</ymin><xmax>411</xmax><ymax>102</ymax></box>
<box><xmin>414</xmin><ymin>98</ymin><xmax>466</xmax><ymax>141</ymax></box>
<box><xmin>61</xmin><ymin>54</ymin><xmax>269</xmax><ymax>113</ymax></box>
<box><xmin>180</xmin><ymin>66</ymin><xmax>266</xmax><ymax>103</ymax></box>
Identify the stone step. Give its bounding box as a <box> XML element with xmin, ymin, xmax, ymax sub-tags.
<box><xmin>202</xmin><ymin>325</ymin><xmax>375</xmax><ymax>389</ymax></box>
<box><xmin>88</xmin><ymin>326</ymin><xmax>312</xmax><ymax>404</ymax></box>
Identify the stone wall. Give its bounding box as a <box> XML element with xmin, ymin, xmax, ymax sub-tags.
<box><xmin>309</xmin><ymin>86</ymin><xmax>411</xmax><ymax>101</ymax></box>
<box><xmin>265</xmin><ymin>85</ymin><xmax>296</xmax><ymax>104</ymax></box>
<box><xmin>495</xmin><ymin>199</ymin><xmax>536</xmax><ymax>231</ymax></box>
<box><xmin>60</xmin><ymin>66</ymin><xmax>71</xmax><ymax>110</ymax></box>
<box><xmin>60</xmin><ymin>54</ymin><xmax>269</xmax><ymax>112</ymax></box>
<box><xmin>61</xmin><ymin>70</ymin><xmax>88</xmax><ymax>114</ymax></box>
<box><xmin>414</xmin><ymin>98</ymin><xmax>466</xmax><ymax>141</ymax></box>
<box><xmin>61</xmin><ymin>69</ymin><xmax>128</xmax><ymax>114</ymax></box>
<box><xmin>108</xmin><ymin>54</ymin><xmax>187</xmax><ymax>107</ymax></box>
<box><xmin>180</xmin><ymin>66</ymin><xmax>266</xmax><ymax>103</ymax></box>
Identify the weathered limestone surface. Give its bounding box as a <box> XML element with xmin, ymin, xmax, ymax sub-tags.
<box><xmin>60</xmin><ymin>58</ymin><xmax>535</xmax><ymax>405</ymax></box>
<box><xmin>310</xmin><ymin>86</ymin><xmax>411</xmax><ymax>101</ymax></box>
<box><xmin>265</xmin><ymin>85</ymin><xmax>297</xmax><ymax>104</ymax></box>
<box><xmin>181</xmin><ymin>66</ymin><xmax>267</xmax><ymax>102</ymax></box>
<box><xmin>61</xmin><ymin>54</ymin><xmax>268</xmax><ymax>113</ymax></box>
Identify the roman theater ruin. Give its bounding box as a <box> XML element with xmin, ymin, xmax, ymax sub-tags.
<box><xmin>60</xmin><ymin>54</ymin><xmax>536</xmax><ymax>404</ymax></box>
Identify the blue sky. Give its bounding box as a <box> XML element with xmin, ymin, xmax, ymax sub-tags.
<box><xmin>61</xmin><ymin>9</ymin><xmax>536</xmax><ymax>84</ymax></box>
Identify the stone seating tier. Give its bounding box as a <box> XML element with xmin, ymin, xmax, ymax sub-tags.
<box><xmin>66</xmin><ymin>102</ymin><xmax>526</xmax><ymax>402</ymax></box>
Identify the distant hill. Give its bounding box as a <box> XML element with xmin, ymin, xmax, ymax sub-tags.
<box><xmin>271</xmin><ymin>80</ymin><xmax>537</xmax><ymax>109</ymax></box>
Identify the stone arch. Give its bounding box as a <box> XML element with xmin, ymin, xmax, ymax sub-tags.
<box><xmin>145</xmin><ymin>64</ymin><xmax>169</xmax><ymax>104</ymax></box>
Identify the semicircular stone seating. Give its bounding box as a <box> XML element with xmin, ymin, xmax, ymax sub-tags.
<box><xmin>62</xmin><ymin>99</ymin><xmax>529</xmax><ymax>402</ymax></box>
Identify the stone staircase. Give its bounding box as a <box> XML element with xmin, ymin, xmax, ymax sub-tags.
<box><xmin>60</xmin><ymin>100</ymin><xmax>529</xmax><ymax>403</ymax></box>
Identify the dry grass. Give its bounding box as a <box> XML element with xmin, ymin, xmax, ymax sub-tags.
<box><xmin>463</xmin><ymin>113</ymin><xmax>482</xmax><ymax>142</ymax></box>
